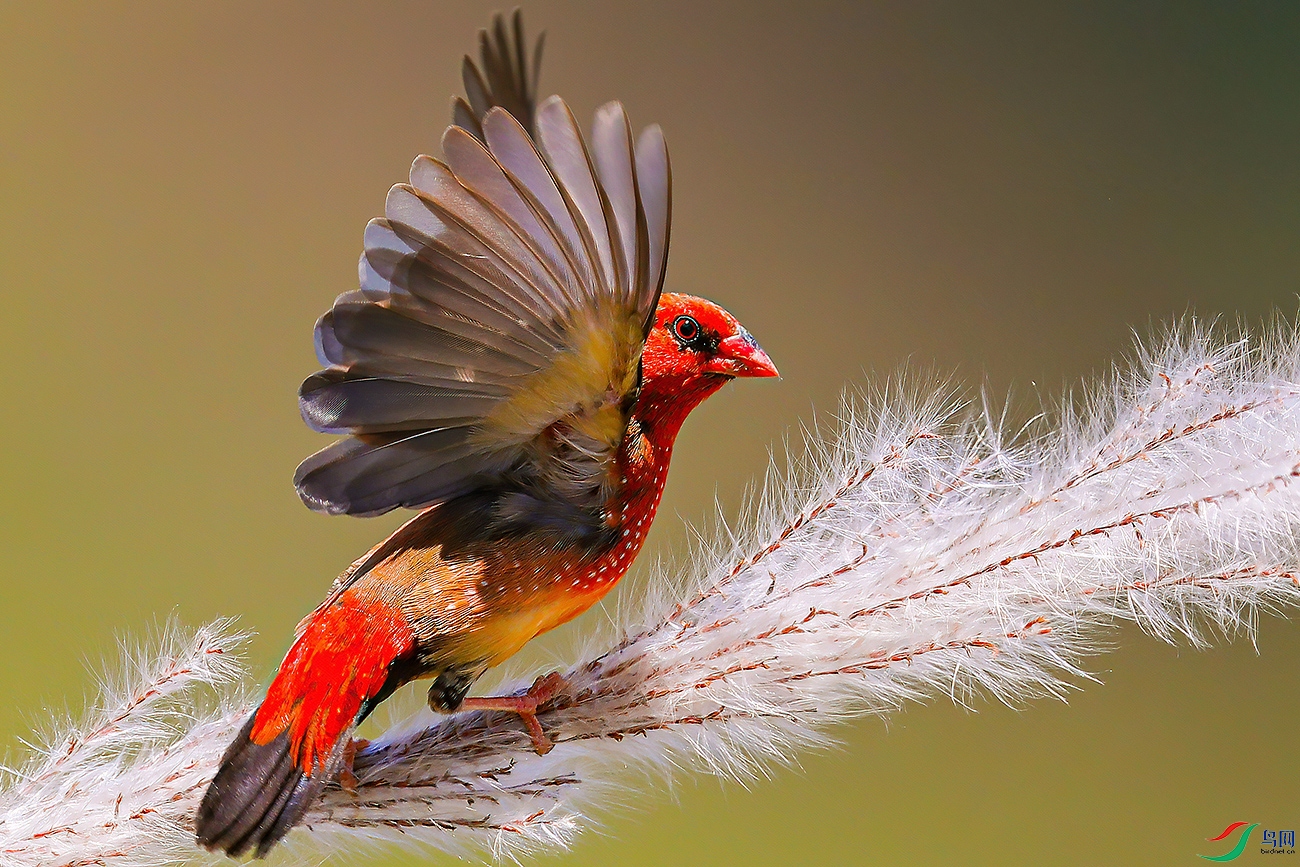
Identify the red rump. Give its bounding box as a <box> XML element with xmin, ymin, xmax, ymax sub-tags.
<box><xmin>249</xmin><ymin>593</ymin><xmax>414</xmax><ymax>774</ymax></box>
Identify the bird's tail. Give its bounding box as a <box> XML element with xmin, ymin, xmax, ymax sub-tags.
<box><xmin>195</xmin><ymin>594</ymin><xmax>415</xmax><ymax>858</ymax></box>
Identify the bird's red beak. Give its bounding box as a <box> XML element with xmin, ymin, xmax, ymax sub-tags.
<box><xmin>706</xmin><ymin>332</ymin><xmax>780</xmax><ymax>378</ymax></box>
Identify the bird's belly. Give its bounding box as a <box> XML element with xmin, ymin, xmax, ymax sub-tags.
<box><xmin>465</xmin><ymin>584</ymin><xmax>609</xmax><ymax>667</ymax></box>
<box><xmin>414</xmin><ymin>548</ymin><xmax>630</xmax><ymax>669</ymax></box>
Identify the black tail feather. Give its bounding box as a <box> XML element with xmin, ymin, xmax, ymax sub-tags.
<box><xmin>195</xmin><ymin>711</ymin><xmax>346</xmax><ymax>858</ymax></box>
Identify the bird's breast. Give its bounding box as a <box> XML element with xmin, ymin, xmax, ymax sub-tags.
<box><xmin>479</xmin><ymin>481</ymin><xmax>666</xmax><ymax>660</ymax></box>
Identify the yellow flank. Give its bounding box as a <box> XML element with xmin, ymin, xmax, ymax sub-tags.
<box><xmin>355</xmin><ymin>532</ymin><xmax>618</xmax><ymax>673</ymax></box>
<box><xmin>468</xmin><ymin>586</ymin><xmax>607</xmax><ymax>668</ymax></box>
<box><xmin>474</xmin><ymin>303</ymin><xmax>642</xmax><ymax>450</ymax></box>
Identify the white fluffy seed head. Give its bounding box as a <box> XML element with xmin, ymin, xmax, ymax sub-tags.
<box><xmin>4</xmin><ymin>317</ymin><xmax>1300</xmax><ymax>865</ymax></box>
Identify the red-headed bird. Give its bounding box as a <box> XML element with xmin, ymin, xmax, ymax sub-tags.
<box><xmin>195</xmin><ymin>12</ymin><xmax>777</xmax><ymax>858</ymax></box>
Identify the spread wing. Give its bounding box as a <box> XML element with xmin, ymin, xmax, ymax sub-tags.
<box><xmin>294</xmin><ymin>17</ymin><xmax>671</xmax><ymax>538</ymax></box>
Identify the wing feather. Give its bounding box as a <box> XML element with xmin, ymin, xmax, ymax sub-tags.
<box><xmin>591</xmin><ymin>102</ymin><xmax>643</xmax><ymax>307</ymax></box>
<box><xmin>385</xmin><ymin>181</ymin><xmax>568</xmax><ymax>322</ymax></box>
<box><xmin>451</xmin><ymin>97</ymin><xmax>483</xmax><ymax>141</ymax></box>
<box><xmin>369</xmin><ymin>215</ymin><xmax>573</xmax><ymax>356</ymax></box>
<box><xmin>301</xmin><ymin>372</ymin><xmax>494</xmax><ymax>435</ymax></box>
<box><xmin>360</xmin><ymin>219</ymin><xmax>567</xmax><ymax>348</ymax></box>
<box><xmin>315</xmin><ymin>301</ymin><xmax>546</xmax><ymax>377</ymax></box>
<box><xmin>460</xmin><ymin>58</ymin><xmax>492</xmax><ymax>124</ymax></box>
<box><xmin>634</xmin><ymin>125</ymin><xmax>671</xmax><ymax>328</ymax></box>
<box><xmin>535</xmin><ymin>97</ymin><xmax>617</xmax><ymax>296</ymax></box>
<box><xmin>454</xmin><ymin>9</ymin><xmax>541</xmax><ymax>140</ymax></box>
<box><xmin>483</xmin><ymin>108</ymin><xmax>602</xmax><ymax>299</ymax></box>
<box><xmin>439</xmin><ymin>126</ymin><xmax>583</xmax><ymax>308</ymax></box>
<box><xmin>295</xmin><ymin>14</ymin><xmax>673</xmax><ymax>533</ymax></box>
<box><xmin>294</xmin><ymin>429</ymin><xmax>491</xmax><ymax>517</ymax></box>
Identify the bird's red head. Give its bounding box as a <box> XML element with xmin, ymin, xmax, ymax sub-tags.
<box><xmin>637</xmin><ymin>292</ymin><xmax>778</xmax><ymax>429</ymax></box>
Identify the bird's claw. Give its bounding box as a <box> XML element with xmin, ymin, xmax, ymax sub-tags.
<box><xmin>338</xmin><ymin>737</ymin><xmax>370</xmax><ymax>794</ymax></box>
<box><xmin>458</xmin><ymin>671</ymin><xmax>570</xmax><ymax>755</ymax></box>
<box><xmin>527</xmin><ymin>671</ymin><xmax>567</xmax><ymax>706</ymax></box>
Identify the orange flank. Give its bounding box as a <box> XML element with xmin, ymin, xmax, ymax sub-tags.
<box><xmin>250</xmin><ymin>592</ymin><xmax>414</xmax><ymax>774</ymax></box>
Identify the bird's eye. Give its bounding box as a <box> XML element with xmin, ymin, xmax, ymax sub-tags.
<box><xmin>672</xmin><ymin>315</ymin><xmax>700</xmax><ymax>343</ymax></box>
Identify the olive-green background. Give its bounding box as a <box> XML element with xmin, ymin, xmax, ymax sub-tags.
<box><xmin>2</xmin><ymin>2</ymin><xmax>1298</xmax><ymax>864</ymax></box>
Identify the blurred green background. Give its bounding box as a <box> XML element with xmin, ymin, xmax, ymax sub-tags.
<box><xmin>2</xmin><ymin>2</ymin><xmax>1298</xmax><ymax>864</ymax></box>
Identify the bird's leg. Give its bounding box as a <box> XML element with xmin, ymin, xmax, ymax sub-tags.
<box><xmin>457</xmin><ymin>672</ymin><xmax>569</xmax><ymax>755</ymax></box>
<box><xmin>337</xmin><ymin>737</ymin><xmax>370</xmax><ymax>794</ymax></box>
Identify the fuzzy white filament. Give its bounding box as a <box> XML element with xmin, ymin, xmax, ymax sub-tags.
<box><xmin>4</xmin><ymin>320</ymin><xmax>1300</xmax><ymax>866</ymax></box>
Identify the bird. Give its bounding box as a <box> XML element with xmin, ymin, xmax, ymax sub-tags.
<box><xmin>194</xmin><ymin>10</ymin><xmax>778</xmax><ymax>859</ymax></box>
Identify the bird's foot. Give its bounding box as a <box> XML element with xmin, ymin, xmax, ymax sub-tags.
<box><xmin>458</xmin><ymin>672</ymin><xmax>569</xmax><ymax>755</ymax></box>
<box><xmin>338</xmin><ymin>737</ymin><xmax>370</xmax><ymax>794</ymax></box>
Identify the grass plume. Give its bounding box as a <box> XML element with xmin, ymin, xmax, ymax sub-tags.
<box><xmin>3</xmin><ymin>317</ymin><xmax>1300</xmax><ymax>865</ymax></box>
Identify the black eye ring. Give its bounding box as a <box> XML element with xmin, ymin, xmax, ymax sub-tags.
<box><xmin>672</xmin><ymin>315</ymin><xmax>700</xmax><ymax>343</ymax></box>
